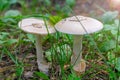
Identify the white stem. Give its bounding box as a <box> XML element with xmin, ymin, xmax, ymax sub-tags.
<box><xmin>71</xmin><ymin>35</ymin><xmax>83</xmax><ymax>65</ymax></box>
<box><xmin>35</xmin><ymin>35</ymin><xmax>49</xmax><ymax>74</ymax></box>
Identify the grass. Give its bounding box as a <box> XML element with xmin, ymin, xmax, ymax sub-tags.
<box><xmin>0</xmin><ymin>0</ymin><xmax>120</xmax><ymax>80</ymax></box>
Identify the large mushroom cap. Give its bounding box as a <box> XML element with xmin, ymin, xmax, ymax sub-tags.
<box><xmin>18</xmin><ymin>18</ymin><xmax>56</xmax><ymax>35</ymax></box>
<box><xmin>55</xmin><ymin>16</ymin><xmax>103</xmax><ymax>35</ymax></box>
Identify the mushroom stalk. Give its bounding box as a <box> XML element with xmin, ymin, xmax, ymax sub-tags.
<box><xmin>35</xmin><ymin>35</ymin><xmax>49</xmax><ymax>73</ymax></box>
<box><xmin>71</xmin><ymin>35</ymin><xmax>83</xmax><ymax>65</ymax></box>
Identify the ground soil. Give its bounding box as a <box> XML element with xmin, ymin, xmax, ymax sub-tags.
<box><xmin>74</xmin><ymin>0</ymin><xmax>110</xmax><ymax>16</ymax></box>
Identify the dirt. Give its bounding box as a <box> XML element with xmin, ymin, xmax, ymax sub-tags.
<box><xmin>74</xmin><ymin>0</ymin><xmax>110</xmax><ymax>16</ymax></box>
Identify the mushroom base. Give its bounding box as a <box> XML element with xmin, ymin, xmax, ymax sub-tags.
<box><xmin>37</xmin><ymin>61</ymin><xmax>50</xmax><ymax>74</ymax></box>
<box><xmin>73</xmin><ymin>59</ymin><xmax>86</xmax><ymax>75</ymax></box>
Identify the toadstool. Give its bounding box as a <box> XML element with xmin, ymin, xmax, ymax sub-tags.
<box><xmin>18</xmin><ymin>18</ymin><xmax>56</xmax><ymax>74</ymax></box>
<box><xmin>55</xmin><ymin>15</ymin><xmax>103</xmax><ymax>73</ymax></box>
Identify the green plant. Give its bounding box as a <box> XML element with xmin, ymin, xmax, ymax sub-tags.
<box><xmin>65</xmin><ymin>0</ymin><xmax>76</xmax><ymax>8</ymax></box>
<box><xmin>99</xmin><ymin>11</ymin><xmax>120</xmax><ymax>53</ymax></box>
<box><xmin>2</xmin><ymin>47</ymin><xmax>24</xmax><ymax>80</ymax></box>
<box><xmin>0</xmin><ymin>0</ymin><xmax>18</xmax><ymax>12</ymax></box>
<box><xmin>43</xmin><ymin>32</ymin><xmax>73</xmax><ymax>79</ymax></box>
<box><xmin>34</xmin><ymin>71</ymin><xmax>50</xmax><ymax>80</ymax></box>
<box><xmin>67</xmin><ymin>72</ymin><xmax>81</xmax><ymax>80</ymax></box>
<box><xmin>95</xmin><ymin>10</ymin><xmax>120</xmax><ymax>79</ymax></box>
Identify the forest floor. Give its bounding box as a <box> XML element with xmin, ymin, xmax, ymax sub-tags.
<box><xmin>74</xmin><ymin>0</ymin><xmax>110</xmax><ymax>16</ymax></box>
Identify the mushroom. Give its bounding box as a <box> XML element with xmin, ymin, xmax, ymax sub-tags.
<box><xmin>55</xmin><ymin>15</ymin><xmax>103</xmax><ymax>73</ymax></box>
<box><xmin>18</xmin><ymin>18</ymin><xmax>56</xmax><ymax>74</ymax></box>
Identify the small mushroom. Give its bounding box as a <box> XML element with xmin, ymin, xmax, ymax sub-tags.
<box><xmin>55</xmin><ymin>16</ymin><xmax>103</xmax><ymax>73</ymax></box>
<box><xmin>18</xmin><ymin>18</ymin><xmax>56</xmax><ymax>74</ymax></box>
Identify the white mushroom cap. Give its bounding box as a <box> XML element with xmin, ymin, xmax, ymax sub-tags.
<box><xmin>18</xmin><ymin>18</ymin><xmax>56</xmax><ymax>35</ymax></box>
<box><xmin>55</xmin><ymin>16</ymin><xmax>103</xmax><ymax>35</ymax></box>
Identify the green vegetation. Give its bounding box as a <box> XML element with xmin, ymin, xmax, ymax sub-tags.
<box><xmin>0</xmin><ymin>0</ymin><xmax>120</xmax><ymax>80</ymax></box>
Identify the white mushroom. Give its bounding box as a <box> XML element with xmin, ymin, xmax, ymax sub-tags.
<box><xmin>55</xmin><ymin>15</ymin><xmax>103</xmax><ymax>73</ymax></box>
<box><xmin>18</xmin><ymin>18</ymin><xmax>56</xmax><ymax>74</ymax></box>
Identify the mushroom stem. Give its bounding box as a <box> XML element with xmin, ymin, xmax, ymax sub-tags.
<box><xmin>71</xmin><ymin>35</ymin><xmax>86</xmax><ymax>73</ymax></box>
<box><xmin>71</xmin><ymin>35</ymin><xmax>83</xmax><ymax>65</ymax></box>
<box><xmin>35</xmin><ymin>35</ymin><xmax>49</xmax><ymax>74</ymax></box>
